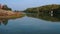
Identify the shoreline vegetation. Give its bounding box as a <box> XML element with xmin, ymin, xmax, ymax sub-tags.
<box><xmin>0</xmin><ymin>9</ymin><xmax>25</xmax><ymax>19</ymax></box>
<box><xmin>0</xmin><ymin>4</ymin><xmax>25</xmax><ymax>19</ymax></box>
<box><xmin>0</xmin><ymin>4</ymin><xmax>60</xmax><ymax>19</ymax></box>
<box><xmin>24</xmin><ymin>4</ymin><xmax>60</xmax><ymax>21</ymax></box>
<box><xmin>24</xmin><ymin>4</ymin><xmax>60</xmax><ymax>13</ymax></box>
<box><xmin>24</xmin><ymin>4</ymin><xmax>60</xmax><ymax>17</ymax></box>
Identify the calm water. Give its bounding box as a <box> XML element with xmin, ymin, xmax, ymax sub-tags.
<box><xmin>0</xmin><ymin>13</ymin><xmax>60</xmax><ymax>34</ymax></box>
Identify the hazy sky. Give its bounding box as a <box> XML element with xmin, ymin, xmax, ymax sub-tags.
<box><xmin>0</xmin><ymin>0</ymin><xmax>60</xmax><ymax>10</ymax></box>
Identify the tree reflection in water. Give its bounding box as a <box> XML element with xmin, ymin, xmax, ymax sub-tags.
<box><xmin>0</xmin><ymin>19</ymin><xmax>8</xmax><ymax>25</ymax></box>
<box><xmin>26</xmin><ymin>13</ymin><xmax>60</xmax><ymax>22</ymax></box>
<box><xmin>0</xmin><ymin>14</ymin><xmax>25</xmax><ymax>25</ymax></box>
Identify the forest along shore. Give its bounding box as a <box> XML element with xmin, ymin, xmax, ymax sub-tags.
<box><xmin>0</xmin><ymin>9</ymin><xmax>25</xmax><ymax>19</ymax></box>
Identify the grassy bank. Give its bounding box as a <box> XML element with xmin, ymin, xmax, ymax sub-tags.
<box><xmin>0</xmin><ymin>9</ymin><xmax>26</xmax><ymax>19</ymax></box>
<box><xmin>0</xmin><ymin>13</ymin><xmax>25</xmax><ymax>19</ymax></box>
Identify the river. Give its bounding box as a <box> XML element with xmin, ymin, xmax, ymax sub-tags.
<box><xmin>0</xmin><ymin>13</ymin><xmax>60</xmax><ymax>34</ymax></box>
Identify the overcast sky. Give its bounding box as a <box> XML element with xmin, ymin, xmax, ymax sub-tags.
<box><xmin>0</xmin><ymin>0</ymin><xmax>60</xmax><ymax>10</ymax></box>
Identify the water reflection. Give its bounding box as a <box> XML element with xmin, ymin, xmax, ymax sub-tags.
<box><xmin>26</xmin><ymin>13</ymin><xmax>60</xmax><ymax>22</ymax></box>
<box><xmin>0</xmin><ymin>16</ymin><xmax>25</xmax><ymax>25</ymax></box>
<box><xmin>0</xmin><ymin>19</ymin><xmax>8</xmax><ymax>25</ymax></box>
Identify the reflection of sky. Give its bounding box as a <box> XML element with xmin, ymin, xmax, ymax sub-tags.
<box><xmin>0</xmin><ymin>0</ymin><xmax>60</xmax><ymax>10</ymax></box>
<box><xmin>1</xmin><ymin>16</ymin><xmax>60</xmax><ymax>34</ymax></box>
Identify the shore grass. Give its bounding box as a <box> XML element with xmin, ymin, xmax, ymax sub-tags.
<box><xmin>0</xmin><ymin>13</ymin><xmax>25</xmax><ymax>19</ymax></box>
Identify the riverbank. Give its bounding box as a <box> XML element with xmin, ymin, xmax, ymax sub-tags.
<box><xmin>0</xmin><ymin>9</ymin><xmax>25</xmax><ymax>19</ymax></box>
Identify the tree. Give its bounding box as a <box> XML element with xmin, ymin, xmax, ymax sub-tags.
<box><xmin>2</xmin><ymin>5</ymin><xmax>12</xmax><ymax>11</ymax></box>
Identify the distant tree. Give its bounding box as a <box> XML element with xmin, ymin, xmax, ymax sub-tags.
<box><xmin>2</xmin><ymin>5</ymin><xmax>12</xmax><ymax>11</ymax></box>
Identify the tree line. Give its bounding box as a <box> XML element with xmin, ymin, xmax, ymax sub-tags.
<box><xmin>24</xmin><ymin>4</ymin><xmax>60</xmax><ymax>13</ymax></box>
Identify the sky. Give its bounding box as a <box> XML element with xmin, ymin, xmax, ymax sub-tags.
<box><xmin>0</xmin><ymin>0</ymin><xmax>60</xmax><ymax>10</ymax></box>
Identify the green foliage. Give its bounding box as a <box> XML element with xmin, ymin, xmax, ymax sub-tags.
<box><xmin>2</xmin><ymin>5</ymin><xmax>12</xmax><ymax>11</ymax></box>
<box><xmin>25</xmin><ymin>4</ymin><xmax>60</xmax><ymax>22</ymax></box>
<box><xmin>24</xmin><ymin>4</ymin><xmax>60</xmax><ymax>13</ymax></box>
